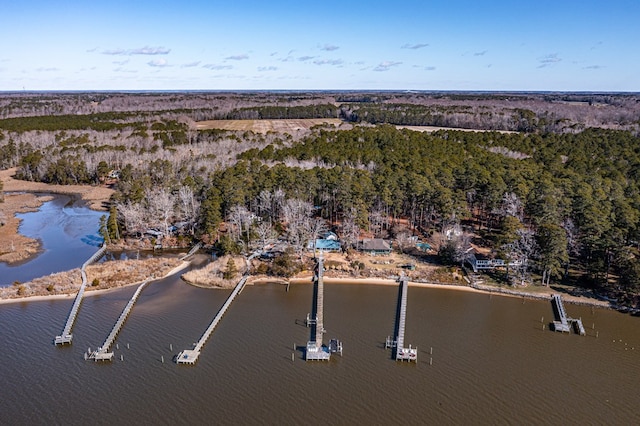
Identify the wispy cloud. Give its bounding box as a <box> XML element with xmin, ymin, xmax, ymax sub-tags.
<box><xmin>537</xmin><ymin>53</ymin><xmax>561</xmax><ymax>68</ymax></box>
<box><xmin>112</xmin><ymin>59</ymin><xmax>129</xmax><ymax>66</ymax></box>
<box><xmin>102</xmin><ymin>46</ymin><xmax>171</xmax><ymax>56</ymax></box>
<box><xmin>374</xmin><ymin>61</ymin><xmax>402</xmax><ymax>72</ymax></box>
<box><xmin>401</xmin><ymin>43</ymin><xmax>429</xmax><ymax>50</ymax></box>
<box><xmin>36</xmin><ymin>67</ymin><xmax>58</xmax><ymax>72</ymax></box>
<box><xmin>474</xmin><ymin>50</ymin><xmax>488</xmax><ymax>56</ymax></box>
<box><xmin>424</xmin><ymin>66</ymin><xmax>436</xmax><ymax>71</ymax></box>
<box><xmin>147</xmin><ymin>59</ymin><xmax>170</xmax><ymax>67</ymax></box>
<box><xmin>313</xmin><ymin>59</ymin><xmax>344</xmax><ymax>66</ymax></box>
<box><xmin>320</xmin><ymin>44</ymin><xmax>340</xmax><ymax>51</ymax></box>
<box><xmin>203</xmin><ymin>63</ymin><xmax>233</xmax><ymax>70</ymax></box>
<box><xmin>258</xmin><ymin>66</ymin><xmax>278</xmax><ymax>72</ymax></box>
<box><xmin>298</xmin><ymin>56</ymin><xmax>315</xmax><ymax>62</ymax></box>
<box><xmin>225</xmin><ymin>54</ymin><xmax>249</xmax><ymax>60</ymax></box>
<box><xmin>181</xmin><ymin>61</ymin><xmax>201</xmax><ymax>68</ymax></box>
<box><xmin>583</xmin><ymin>65</ymin><xmax>605</xmax><ymax>70</ymax></box>
<box><xmin>86</xmin><ymin>47</ymin><xmax>98</xmax><ymax>53</ymax></box>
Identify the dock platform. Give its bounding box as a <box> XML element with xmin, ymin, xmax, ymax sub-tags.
<box><xmin>551</xmin><ymin>294</ymin><xmax>585</xmax><ymax>336</ymax></box>
<box><xmin>88</xmin><ymin>279</ymin><xmax>150</xmax><ymax>361</ymax></box>
<box><xmin>386</xmin><ymin>276</ymin><xmax>417</xmax><ymax>362</ymax></box>
<box><xmin>305</xmin><ymin>254</ymin><xmax>342</xmax><ymax>361</ymax></box>
<box><xmin>176</xmin><ymin>253</ymin><xmax>258</xmax><ymax>365</ymax></box>
<box><xmin>54</xmin><ymin>246</ymin><xmax>106</xmax><ymax>345</ymax></box>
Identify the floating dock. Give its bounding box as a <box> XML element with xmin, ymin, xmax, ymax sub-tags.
<box><xmin>88</xmin><ymin>280</ymin><xmax>150</xmax><ymax>361</ymax></box>
<box><xmin>551</xmin><ymin>294</ymin><xmax>585</xmax><ymax>336</ymax></box>
<box><xmin>176</xmin><ymin>253</ymin><xmax>259</xmax><ymax>365</ymax></box>
<box><xmin>305</xmin><ymin>254</ymin><xmax>342</xmax><ymax>361</ymax></box>
<box><xmin>54</xmin><ymin>246</ymin><xmax>106</xmax><ymax>345</ymax></box>
<box><xmin>385</xmin><ymin>276</ymin><xmax>417</xmax><ymax>362</ymax></box>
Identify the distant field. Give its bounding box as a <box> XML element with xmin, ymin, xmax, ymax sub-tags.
<box><xmin>195</xmin><ymin>118</ymin><xmax>344</xmax><ymax>133</ymax></box>
<box><xmin>396</xmin><ymin>125</ymin><xmax>518</xmax><ymax>134</ymax></box>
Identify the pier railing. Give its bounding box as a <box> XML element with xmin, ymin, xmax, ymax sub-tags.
<box><xmin>88</xmin><ymin>279</ymin><xmax>150</xmax><ymax>361</ymax></box>
<box><xmin>54</xmin><ymin>245</ymin><xmax>106</xmax><ymax>345</ymax></box>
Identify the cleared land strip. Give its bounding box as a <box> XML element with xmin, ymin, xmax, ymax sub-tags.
<box><xmin>195</xmin><ymin>118</ymin><xmax>344</xmax><ymax>133</ymax></box>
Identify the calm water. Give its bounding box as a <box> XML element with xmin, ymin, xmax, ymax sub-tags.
<box><xmin>1</xmin><ymin>271</ymin><xmax>639</xmax><ymax>425</ymax></box>
<box><xmin>0</xmin><ymin>195</ymin><xmax>103</xmax><ymax>286</ymax></box>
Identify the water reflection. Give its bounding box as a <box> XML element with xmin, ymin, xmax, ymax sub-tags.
<box><xmin>0</xmin><ymin>195</ymin><xmax>103</xmax><ymax>286</ymax></box>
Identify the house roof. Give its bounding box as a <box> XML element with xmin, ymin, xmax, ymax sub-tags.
<box><xmin>309</xmin><ymin>239</ymin><xmax>342</xmax><ymax>250</ymax></box>
<box><xmin>361</xmin><ymin>238</ymin><xmax>391</xmax><ymax>251</ymax></box>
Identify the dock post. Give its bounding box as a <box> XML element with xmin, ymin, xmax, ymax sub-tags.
<box><xmin>170</xmin><ymin>343</ymin><xmax>173</xmax><ymax>351</ymax></box>
<box><xmin>116</xmin><ymin>343</ymin><xmax>119</xmax><ymax>350</ymax></box>
<box><xmin>127</xmin><ymin>343</ymin><xmax>130</xmax><ymax>349</ymax></box>
<box><xmin>161</xmin><ymin>355</ymin><xmax>164</xmax><ymax>363</ymax></box>
<box><xmin>291</xmin><ymin>353</ymin><xmax>294</xmax><ymax>362</ymax></box>
<box><xmin>430</xmin><ymin>347</ymin><xmax>433</xmax><ymax>355</ymax></box>
<box><xmin>430</xmin><ymin>357</ymin><xmax>433</xmax><ymax>365</ymax></box>
<box><xmin>120</xmin><ymin>354</ymin><xmax>123</xmax><ymax>361</ymax></box>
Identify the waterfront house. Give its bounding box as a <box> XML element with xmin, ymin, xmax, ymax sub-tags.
<box><xmin>359</xmin><ymin>238</ymin><xmax>392</xmax><ymax>255</ymax></box>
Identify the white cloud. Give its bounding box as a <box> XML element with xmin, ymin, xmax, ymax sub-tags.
<box><xmin>225</xmin><ymin>54</ymin><xmax>249</xmax><ymax>60</ymax></box>
<box><xmin>537</xmin><ymin>53</ymin><xmax>562</xmax><ymax>68</ymax></box>
<box><xmin>313</xmin><ymin>59</ymin><xmax>344</xmax><ymax>66</ymax></box>
<box><xmin>258</xmin><ymin>66</ymin><xmax>278</xmax><ymax>72</ymax></box>
<box><xmin>181</xmin><ymin>61</ymin><xmax>201</xmax><ymax>68</ymax></box>
<box><xmin>147</xmin><ymin>59</ymin><xmax>170</xmax><ymax>67</ymax></box>
<box><xmin>320</xmin><ymin>44</ymin><xmax>340</xmax><ymax>51</ymax></box>
<box><xmin>374</xmin><ymin>61</ymin><xmax>402</xmax><ymax>71</ymax></box>
<box><xmin>203</xmin><ymin>63</ymin><xmax>233</xmax><ymax>70</ymax></box>
<box><xmin>102</xmin><ymin>46</ymin><xmax>171</xmax><ymax>56</ymax></box>
<box><xmin>401</xmin><ymin>43</ymin><xmax>429</xmax><ymax>50</ymax></box>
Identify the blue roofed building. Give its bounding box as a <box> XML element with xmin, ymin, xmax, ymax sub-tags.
<box><xmin>308</xmin><ymin>238</ymin><xmax>342</xmax><ymax>253</ymax></box>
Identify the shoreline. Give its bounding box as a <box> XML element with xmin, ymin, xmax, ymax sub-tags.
<box><xmin>0</xmin><ymin>260</ymin><xmax>191</xmax><ymax>306</ymax></box>
<box><xmin>0</xmin><ymin>268</ymin><xmax>615</xmax><ymax>311</ymax></box>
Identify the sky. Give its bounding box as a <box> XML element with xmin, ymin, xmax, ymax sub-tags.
<box><xmin>0</xmin><ymin>0</ymin><xmax>638</xmax><ymax>92</ymax></box>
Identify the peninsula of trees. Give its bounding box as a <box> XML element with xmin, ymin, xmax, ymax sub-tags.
<box><xmin>1</xmin><ymin>91</ymin><xmax>639</xmax><ymax>306</ymax></box>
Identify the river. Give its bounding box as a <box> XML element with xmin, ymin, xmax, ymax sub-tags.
<box><xmin>0</xmin><ymin>195</ymin><xmax>104</xmax><ymax>286</ymax></box>
<box><xmin>1</xmin><ymin>269</ymin><xmax>639</xmax><ymax>425</ymax></box>
<box><xmin>1</xmin><ymin>199</ymin><xmax>639</xmax><ymax>424</ymax></box>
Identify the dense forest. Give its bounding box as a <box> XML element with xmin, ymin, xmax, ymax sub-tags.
<box><xmin>1</xmin><ymin>91</ymin><xmax>640</xmax><ymax>305</ymax></box>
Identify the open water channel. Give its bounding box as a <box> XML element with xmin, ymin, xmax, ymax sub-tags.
<box><xmin>1</xmin><ymin>197</ymin><xmax>639</xmax><ymax>424</ymax></box>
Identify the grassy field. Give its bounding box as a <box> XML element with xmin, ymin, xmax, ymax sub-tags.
<box><xmin>195</xmin><ymin>118</ymin><xmax>345</xmax><ymax>133</ymax></box>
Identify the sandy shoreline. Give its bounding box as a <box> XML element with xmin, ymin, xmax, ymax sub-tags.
<box><xmin>0</xmin><ymin>268</ymin><xmax>614</xmax><ymax>310</ymax></box>
<box><xmin>0</xmin><ymin>260</ymin><xmax>191</xmax><ymax>306</ymax></box>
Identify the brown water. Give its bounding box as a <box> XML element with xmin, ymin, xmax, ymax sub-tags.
<box><xmin>1</xmin><ymin>270</ymin><xmax>639</xmax><ymax>425</ymax></box>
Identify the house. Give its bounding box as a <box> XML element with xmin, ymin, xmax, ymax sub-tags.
<box><xmin>467</xmin><ymin>251</ymin><xmax>521</xmax><ymax>273</ymax></box>
<box><xmin>359</xmin><ymin>238</ymin><xmax>392</xmax><ymax>255</ymax></box>
<box><xmin>308</xmin><ymin>238</ymin><xmax>342</xmax><ymax>252</ymax></box>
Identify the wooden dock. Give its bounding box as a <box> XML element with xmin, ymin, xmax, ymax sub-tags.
<box><xmin>385</xmin><ymin>276</ymin><xmax>417</xmax><ymax>362</ymax></box>
<box><xmin>305</xmin><ymin>254</ymin><xmax>342</xmax><ymax>361</ymax></box>
<box><xmin>54</xmin><ymin>246</ymin><xmax>106</xmax><ymax>345</ymax></box>
<box><xmin>88</xmin><ymin>280</ymin><xmax>150</xmax><ymax>361</ymax></box>
<box><xmin>551</xmin><ymin>294</ymin><xmax>585</xmax><ymax>336</ymax></box>
<box><xmin>176</xmin><ymin>252</ymin><xmax>258</xmax><ymax>365</ymax></box>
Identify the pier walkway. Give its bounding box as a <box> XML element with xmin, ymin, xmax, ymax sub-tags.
<box><xmin>385</xmin><ymin>276</ymin><xmax>417</xmax><ymax>362</ymax></box>
<box><xmin>88</xmin><ymin>280</ymin><xmax>150</xmax><ymax>361</ymax></box>
<box><xmin>551</xmin><ymin>294</ymin><xmax>585</xmax><ymax>336</ymax></box>
<box><xmin>305</xmin><ymin>254</ymin><xmax>342</xmax><ymax>361</ymax></box>
<box><xmin>176</xmin><ymin>252</ymin><xmax>258</xmax><ymax>365</ymax></box>
<box><xmin>54</xmin><ymin>246</ymin><xmax>106</xmax><ymax>345</ymax></box>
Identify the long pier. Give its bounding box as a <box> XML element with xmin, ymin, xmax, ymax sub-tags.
<box><xmin>176</xmin><ymin>252</ymin><xmax>258</xmax><ymax>365</ymax></box>
<box><xmin>551</xmin><ymin>294</ymin><xmax>585</xmax><ymax>336</ymax></box>
<box><xmin>305</xmin><ymin>254</ymin><xmax>342</xmax><ymax>361</ymax></box>
<box><xmin>88</xmin><ymin>280</ymin><xmax>150</xmax><ymax>361</ymax></box>
<box><xmin>54</xmin><ymin>246</ymin><xmax>106</xmax><ymax>345</ymax></box>
<box><xmin>385</xmin><ymin>276</ymin><xmax>417</xmax><ymax>362</ymax></box>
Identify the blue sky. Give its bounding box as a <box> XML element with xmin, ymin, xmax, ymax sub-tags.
<box><xmin>0</xmin><ymin>0</ymin><xmax>638</xmax><ymax>91</ymax></box>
